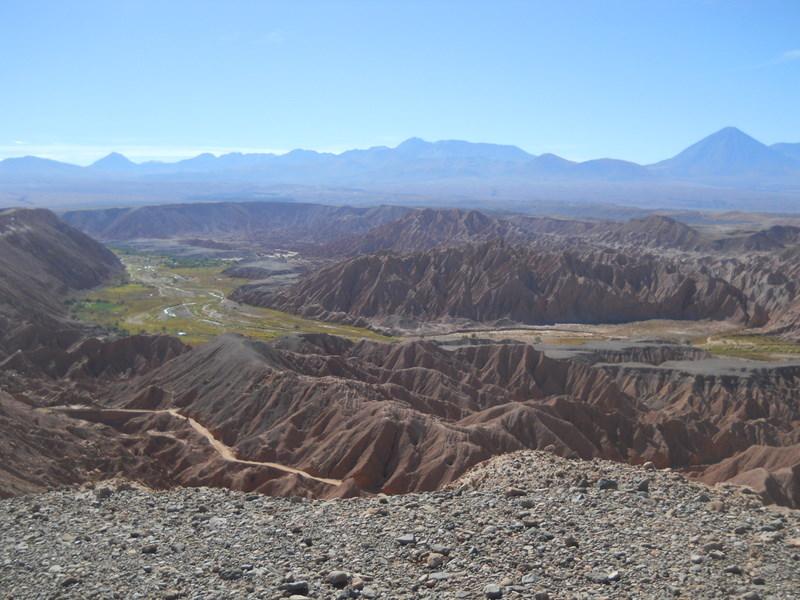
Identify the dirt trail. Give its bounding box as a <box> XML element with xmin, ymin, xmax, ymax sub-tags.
<box><xmin>50</xmin><ymin>406</ymin><xmax>343</xmax><ymax>487</ymax></box>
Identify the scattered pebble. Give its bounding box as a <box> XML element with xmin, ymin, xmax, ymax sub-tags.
<box><xmin>0</xmin><ymin>451</ymin><xmax>797</xmax><ymax>599</ymax></box>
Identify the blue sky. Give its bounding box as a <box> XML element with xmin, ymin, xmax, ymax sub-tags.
<box><xmin>0</xmin><ymin>0</ymin><xmax>798</xmax><ymax>164</ymax></box>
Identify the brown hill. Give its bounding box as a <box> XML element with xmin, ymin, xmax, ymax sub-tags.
<box><xmin>0</xmin><ymin>332</ymin><xmax>190</xmax><ymax>497</ymax></box>
<box><xmin>234</xmin><ymin>242</ymin><xmax>758</xmax><ymax>328</ymax></box>
<box><xmin>60</xmin><ymin>333</ymin><xmax>790</xmax><ymax>506</ymax></box>
<box><xmin>321</xmin><ymin>210</ymin><xmax>707</xmax><ymax>257</ymax></box>
<box><xmin>323</xmin><ymin>210</ymin><xmax>771</xmax><ymax>258</ymax></box>
<box><xmin>322</xmin><ymin>207</ymin><xmax>539</xmax><ymax>256</ymax></box>
<box><xmin>0</xmin><ymin>390</ymin><xmax>167</xmax><ymax>497</ymax></box>
<box><xmin>594</xmin><ymin>215</ymin><xmax>705</xmax><ymax>250</ymax></box>
<box><xmin>0</xmin><ymin>208</ymin><xmax>123</xmax><ymax>355</ymax></box>
<box><xmin>0</xmin><ymin>210</ymin><xmax>181</xmax><ymax>497</ymax></box>
<box><xmin>710</xmin><ymin>224</ymin><xmax>800</xmax><ymax>253</ymax></box>
<box><xmin>699</xmin><ymin>444</ymin><xmax>800</xmax><ymax>507</ymax></box>
<box><xmin>695</xmin><ymin>246</ymin><xmax>800</xmax><ymax>338</ymax></box>
<box><xmin>1</xmin><ymin>204</ymin><xmax>798</xmax><ymax>509</ymax></box>
<box><xmin>96</xmin><ymin>334</ymin><xmax>673</xmax><ymax>494</ymax></box>
<box><xmin>62</xmin><ymin>202</ymin><xmax>715</xmax><ymax>257</ymax></box>
<box><xmin>61</xmin><ymin>201</ymin><xmax>409</xmax><ymax>248</ymax></box>
<box><xmin>1</xmin><ymin>322</ymin><xmax>797</xmax><ymax>505</ymax></box>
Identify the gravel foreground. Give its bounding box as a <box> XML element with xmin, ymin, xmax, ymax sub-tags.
<box><xmin>1</xmin><ymin>451</ymin><xmax>798</xmax><ymax>599</ymax></box>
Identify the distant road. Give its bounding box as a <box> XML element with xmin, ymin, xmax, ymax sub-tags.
<box><xmin>48</xmin><ymin>405</ymin><xmax>342</xmax><ymax>487</ymax></box>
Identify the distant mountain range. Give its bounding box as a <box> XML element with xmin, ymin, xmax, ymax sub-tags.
<box><xmin>652</xmin><ymin>127</ymin><xmax>799</xmax><ymax>178</ymax></box>
<box><xmin>1</xmin><ymin>127</ymin><xmax>799</xmax><ymax>212</ymax></box>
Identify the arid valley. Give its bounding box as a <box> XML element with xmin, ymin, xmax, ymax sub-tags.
<box><xmin>2</xmin><ymin>3</ymin><xmax>800</xmax><ymax>597</ymax></box>
<box><xmin>1</xmin><ymin>197</ymin><xmax>800</xmax><ymax>598</ymax></box>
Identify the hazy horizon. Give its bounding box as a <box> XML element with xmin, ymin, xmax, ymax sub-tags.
<box><xmin>1</xmin><ymin>1</ymin><xmax>798</xmax><ymax>165</ymax></box>
<box><xmin>0</xmin><ymin>126</ymin><xmax>788</xmax><ymax>167</ymax></box>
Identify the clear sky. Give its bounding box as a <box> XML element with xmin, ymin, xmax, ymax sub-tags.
<box><xmin>1</xmin><ymin>0</ymin><xmax>798</xmax><ymax>165</ymax></box>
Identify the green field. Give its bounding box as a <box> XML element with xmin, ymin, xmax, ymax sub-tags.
<box><xmin>699</xmin><ymin>333</ymin><xmax>800</xmax><ymax>361</ymax></box>
<box><xmin>72</xmin><ymin>254</ymin><xmax>391</xmax><ymax>346</ymax></box>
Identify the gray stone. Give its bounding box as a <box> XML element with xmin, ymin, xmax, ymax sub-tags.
<box><xmin>397</xmin><ymin>533</ymin><xmax>416</xmax><ymax>546</ymax></box>
<box><xmin>218</xmin><ymin>567</ymin><xmax>242</xmax><ymax>581</ymax></box>
<box><xmin>326</xmin><ymin>570</ymin><xmax>349</xmax><ymax>588</ymax></box>
<box><xmin>429</xmin><ymin>543</ymin><xmax>451</xmax><ymax>555</ymax></box>
<box><xmin>586</xmin><ymin>571</ymin><xmax>609</xmax><ymax>584</ymax></box>
<box><xmin>724</xmin><ymin>565</ymin><xmax>743</xmax><ymax>575</ymax></box>
<box><xmin>281</xmin><ymin>581</ymin><xmax>309</xmax><ymax>594</ymax></box>
<box><xmin>484</xmin><ymin>583</ymin><xmax>503</xmax><ymax>599</ymax></box>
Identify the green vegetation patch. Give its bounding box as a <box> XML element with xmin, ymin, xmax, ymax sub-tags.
<box><xmin>164</xmin><ymin>256</ymin><xmax>228</xmax><ymax>269</ymax></box>
<box><xmin>72</xmin><ymin>253</ymin><xmax>391</xmax><ymax>346</ymax></box>
<box><xmin>700</xmin><ymin>333</ymin><xmax>800</xmax><ymax>361</ymax></box>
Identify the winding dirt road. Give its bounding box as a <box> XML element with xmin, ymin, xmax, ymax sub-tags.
<box><xmin>49</xmin><ymin>405</ymin><xmax>342</xmax><ymax>487</ymax></box>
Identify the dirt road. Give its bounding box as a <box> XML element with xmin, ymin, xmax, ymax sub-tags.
<box><xmin>49</xmin><ymin>405</ymin><xmax>343</xmax><ymax>487</ymax></box>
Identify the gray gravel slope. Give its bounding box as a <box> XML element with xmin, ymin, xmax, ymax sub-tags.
<box><xmin>1</xmin><ymin>451</ymin><xmax>798</xmax><ymax>599</ymax></box>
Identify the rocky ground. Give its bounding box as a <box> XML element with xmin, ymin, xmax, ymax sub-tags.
<box><xmin>1</xmin><ymin>451</ymin><xmax>798</xmax><ymax>600</ymax></box>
